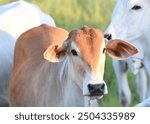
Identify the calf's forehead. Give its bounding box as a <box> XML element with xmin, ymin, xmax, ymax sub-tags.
<box><xmin>68</xmin><ymin>26</ymin><xmax>104</xmax><ymax>51</ymax></box>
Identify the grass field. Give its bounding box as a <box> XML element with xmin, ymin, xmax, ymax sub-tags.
<box><xmin>0</xmin><ymin>0</ymin><xmax>139</xmax><ymax>106</ymax></box>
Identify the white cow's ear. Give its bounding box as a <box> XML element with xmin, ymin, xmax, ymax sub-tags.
<box><xmin>105</xmin><ymin>39</ymin><xmax>138</xmax><ymax>60</ymax></box>
<box><xmin>43</xmin><ymin>44</ymin><xmax>67</xmax><ymax>63</ymax></box>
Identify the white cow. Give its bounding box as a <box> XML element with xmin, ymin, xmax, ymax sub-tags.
<box><xmin>135</xmin><ymin>97</ymin><xmax>150</xmax><ymax>107</ymax></box>
<box><xmin>8</xmin><ymin>24</ymin><xmax>138</xmax><ymax>107</ymax></box>
<box><xmin>0</xmin><ymin>0</ymin><xmax>55</xmax><ymax>106</ymax></box>
<box><xmin>0</xmin><ymin>0</ymin><xmax>56</xmax><ymax>38</ymax></box>
<box><xmin>105</xmin><ymin>0</ymin><xmax>150</xmax><ymax>106</ymax></box>
<box><xmin>0</xmin><ymin>30</ymin><xmax>15</xmax><ymax>106</ymax></box>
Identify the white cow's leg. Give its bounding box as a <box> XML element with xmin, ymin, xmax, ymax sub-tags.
<box><xmin>146</xmin><ymin>80</ymin><xmax>150</xmax><ymax>98</ymax></box>
<box><xmin>113</xmin><ymin>60</ymin><xmax>131</xmax><ymax>106</ymax></box>
<box><xmin>143</xmin><ymin>60</ymin><xmax>150</xmax><ymax>98</ymax></box>
<box><xmin>135</xmin><ymin>68</ymin><xmax>147</xmax><ymax>101</ymax></box>
<box><xmin>135</xmin><ymin>96</ymin><xmax>150</xmax><ymax>107</ymax></box>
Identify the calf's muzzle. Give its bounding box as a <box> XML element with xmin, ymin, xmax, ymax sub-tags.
<box><xmin>88</xmin><ymin>83</ymin><xmax>106</xmax><ymax>96</ymax></box>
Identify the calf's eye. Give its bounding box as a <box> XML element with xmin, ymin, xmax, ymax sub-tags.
<box><xmin>132</xmin><ymin>5</ymin><xmax>142</xmax><ymax>10</ymax></box>
<box><xmin>71</xmin><ymin>49</ymin><xmax>78</xmax><ymax>56</ymax></box>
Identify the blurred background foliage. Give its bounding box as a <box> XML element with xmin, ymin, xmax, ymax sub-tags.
<box><xmin>0</xmin><ymin>0</ymin><xmax>139</xmax><ymax>106</ymax></box>
<box><xmin>0</xmin><ymin>0</ymin><xmax>116</xmax><ymax>30</ymax></box>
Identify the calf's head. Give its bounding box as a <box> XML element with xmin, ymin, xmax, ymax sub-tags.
<box><xmin>43</xmin><ymin>26</ymin><xmax>138</xmax><ymax>103</ymax></box>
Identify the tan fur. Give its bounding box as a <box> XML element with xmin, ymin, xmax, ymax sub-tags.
<box><xmin>9</xmin><ymin>24</ymin><xmax>69</xmax><ymax>106</ymax></box>
<box><xmin>67</xmin><ymin>26</ymin><xmax>105</xmax><ymax>76</ymax></box>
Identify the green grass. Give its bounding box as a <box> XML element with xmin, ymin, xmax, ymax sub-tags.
<box><xmin>0</xmin><ymin>0</ymin><xmax>139</xmax><ymax>106</ymax></box>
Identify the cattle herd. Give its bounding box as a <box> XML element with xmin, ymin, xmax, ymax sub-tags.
<box><xmin>0</xmin><ymin>0</ymin><xmax>150</xmax><ymax>107</ymax></box>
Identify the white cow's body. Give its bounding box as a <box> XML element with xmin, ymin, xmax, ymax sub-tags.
<box><xmin>0</xmin><ymin>0</ymin><xmax>55</xmax><ymax>106</ymax></box>
<box><xmin>0</xmin><ymin>30</ymin><xmax>15</xmax><ymax>106</ymax></box>
<box><xmin>0</xmin><ymin>0</ymin><xmax>55</xmax><ymax>38</ymax></box>
<box><xmin>105</xmin><ymin>0</ymin><xmax>150</xmax><ymax>106</ymax></box>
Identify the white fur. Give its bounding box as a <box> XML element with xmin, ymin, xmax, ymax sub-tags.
<box><xmin>135</xmin><ymin>97</ymin><xmax>150</xmax><ymax>107</ymax></box>
<box><xmin>0</xmin><ymin>0</ymin><xmax>55</xmax><ymax>106</ymax></box>
<box><xmin>0</xmin><ymin>0</ymin><xmax>55</xmax><ymax>38</ymax></box>
<box><xmin>71</xmin><ymin>41</ymin><xmax>80</xmax><ymax>53</ymax></box>
<box><xmin>84</xmin><ymin>96</ymin><xmax>99</xmax><ymax>107</ymax></box>
<box><xmin>105</xmin><ymin>0</ymin><xmax>150</xmax><ymax>106</ymax></box>
<box><xmin>0</xmin><ymin>30</ymin><xmax>15</xmax><ymax>106</ymax></box>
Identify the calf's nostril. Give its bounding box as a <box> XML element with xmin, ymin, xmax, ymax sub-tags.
<box><xmin>88</xmin><ymin>84</ymin><xmax>94</xmax><ymax>92</ymax></box>
<box><xmin>100</xmin><ymin>83</ymin><xmax>105</xmax><ymax>91</ymax></box>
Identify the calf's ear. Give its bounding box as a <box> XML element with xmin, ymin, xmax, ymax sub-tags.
<box><xmin>105</xmin><ymin>39</ymin><xmax>138</xmax><ymax>60</ymax></box>
<box><xmin>43</xmin><ymin>42</ymin><xmax>67</xmax><ymax>63</ymax></box>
